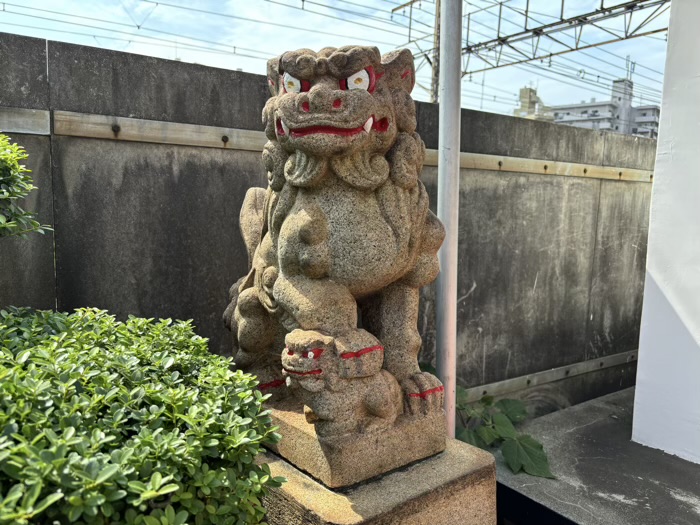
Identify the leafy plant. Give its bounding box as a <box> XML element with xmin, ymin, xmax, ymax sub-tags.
<box><xmin>0</xmin><ymin>307</ymin><xmax>283</xmax><ymax>525</ymax></box>
<box><xmin>456</xmin><ymin>391</ymin><xmax>554</xmax><ymax>479</ymax></box>
<box><xmin>0</xmin><ymin>134</ymin><xmax>51</xmax><ymax>238</ymax></box>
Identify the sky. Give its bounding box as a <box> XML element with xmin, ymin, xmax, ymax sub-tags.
<box><xmin>0</xmin><ymin>0</ymin><xmax>670</xmax><ymax>116</ymax></box>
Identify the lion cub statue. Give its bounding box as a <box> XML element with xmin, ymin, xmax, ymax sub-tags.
<box><xmin>224</xmin><ymin>45</ymin><xmax>446</xmax><ymax>440</ymax></box>
<box><xmin>282</xmin><ymin>329</ymin><xmax>402</xmax><ymax>438</ymax></box>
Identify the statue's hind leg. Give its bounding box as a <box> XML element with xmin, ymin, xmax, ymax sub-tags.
<box><xmin>362</xmin><ymin>282</ymin><xmax>444</xmax><ymax>416</ymax></box>
<box><xmin>230</xmin><ymin>282</ymin><xmax>288</xmax><ymax>398</ymax></box>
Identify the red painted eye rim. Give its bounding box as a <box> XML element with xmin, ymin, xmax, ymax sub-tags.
<box><xmin>339</xmin><ymin>67</ymin><xmax>377</xmax><ymax>94</ymax></box>
<box><xmin>280</xmin><ymin>73</ymin><xmax>311</xmax><ymax>94</ymax></box>
<box><xmin>301</xmin><ymin>348</ymin><xmax>325</xmax><ymax>359</ymax></box>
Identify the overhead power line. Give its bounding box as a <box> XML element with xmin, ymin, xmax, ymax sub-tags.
<box><xmin>137</xmin><ymin>0</ymin><xmax>400</xmax><ymax>47</ymax></box>
<box><xmin>0</xmin><ymin>21</ymin><xmax>270</xmax><ymax>61</ymax></box>
<box><xmin>263</xmin><ymin>0</ymin><xmax>432</xmax><ymax>39</ymax></box>
<box><xmin>0</xmin><ymin>8</ymin><xmax>277</xmax><ymax>59</ymax></box>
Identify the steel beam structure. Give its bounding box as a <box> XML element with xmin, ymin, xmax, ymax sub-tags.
<box><xmin>462</xmin><ymin>0</ymin><xmax>670</xmax><ymax>75</ymax></box>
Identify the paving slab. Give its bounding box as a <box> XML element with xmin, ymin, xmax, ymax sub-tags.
<box><xmin>497</xmin><ymin>388</ymin><xmax>700</xmax><ymax>525</ymax></box>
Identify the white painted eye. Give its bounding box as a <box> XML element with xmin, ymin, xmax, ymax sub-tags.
<box><xmin>283</xmin><ymin>72</ymin><xmax>301</xmax><ymax>93</ymax></box>
<box><xmin>347</xmin><ymin>69</ymin><xmax>370</xmax><ymax>91</ymax></box>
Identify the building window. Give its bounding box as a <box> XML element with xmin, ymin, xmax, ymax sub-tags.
<box><xmin>554</xmin><ymin>112</ymin><xmax>558</xmax><ymax>118</ymax></box>
<box><xmin>616</xmin><ymin>114</ymin><xmax>620</xmax><ymax>119</ymax></box>
<box><xmin>633</xmin><ymin>128</ymin><xmax>638</xmax><ymax>133</ymax></box>
<box><xmin>581</xmin><ymin>110</ymin><xmax>588</xmax><ymax>114</ymax></box>
<box><xmin>642</xmin><ymin>112</ymin><xmax>647</xmax><ymax>116</ymax></box>
<box><xmin>615</xmin><ymin>126</ymin><xmax>619</xmax><ymax>130</ymax></box>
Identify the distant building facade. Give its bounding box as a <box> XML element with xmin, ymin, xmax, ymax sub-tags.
<box><xmin>513</xmin><ymin>87</ymin><xmax>554</xmax><ymax>122</ymax></box>
<box><xmin>516</xmin><ymin>79</ymin><xmax>660</xmax><ymax>139</ymax></box>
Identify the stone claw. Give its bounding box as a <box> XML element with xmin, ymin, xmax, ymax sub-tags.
<box><xmin>401</xmin><ymin>372</ymin><xmax>445</xmax><ymax>416</ymax></box>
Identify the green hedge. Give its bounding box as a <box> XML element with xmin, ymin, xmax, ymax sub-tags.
<box><xmin>0</xmin><ymin>134</ymin><xmax>49</xmax><ymax>238</ymax></box>
<box><xmin>0</xmin><ymin>308</ymin><xmax>282</xmax><ymax>525</ymax></box>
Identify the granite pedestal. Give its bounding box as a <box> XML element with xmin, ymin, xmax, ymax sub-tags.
<box><xmin>262</xmin><ymin>439</ymin><xmax>496</xmax><ymax>525</ymax></box>
<box><xmin>266</xmin><ymin>397</ymin><xmax>447</xmax><ymax>488</ymax></box>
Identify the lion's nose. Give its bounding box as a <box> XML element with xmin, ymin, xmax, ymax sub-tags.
<box><xmin>308</xmin><ymin>85</ymin><xmax>343</xmax><ymax>112</ymax></box>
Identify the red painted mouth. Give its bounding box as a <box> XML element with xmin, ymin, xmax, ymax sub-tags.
<box><xmin>276</xmin><ymin>116</ymin><xmax>390</xmax><ymax>138</ymax></box>
<box><xmin>284</xmin><ymin>368</ymin><xmax>323</xmax><ymax>376</ymax></box>
<box><xmin>258</xmin><ymin>378</ymin><xmax>286</xmax><ymax>391</ymax></box>
<box><xmin>291</xmin><ymin>125</ymin><xmax>364</xmax><ymax>138</ymax></box>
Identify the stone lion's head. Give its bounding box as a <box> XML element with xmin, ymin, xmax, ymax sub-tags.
<box><xmin>263</xmin><ymin>46</ymin><xmax>417</xmax><ymax>160</ymax></box>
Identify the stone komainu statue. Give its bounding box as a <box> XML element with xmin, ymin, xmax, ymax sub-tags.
<box><xmin>224</xmin><ymin>45</ymin><xmax>446</xmax><ymax>439</ymax></box>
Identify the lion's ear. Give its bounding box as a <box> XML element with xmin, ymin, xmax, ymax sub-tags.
<box><xmin>381</xmin><ymin>49</ymin><xmax>415</xmax><ymax>94</ymax></box>
<box><xmin>267</xmin><ymin>56</ymin><xmax>282</xmax><ymax>97</ymax></box>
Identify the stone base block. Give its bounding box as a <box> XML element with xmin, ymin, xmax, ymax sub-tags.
<box><xmin>262</xmin><ymin>439</ymin><xmax>496</xmax><ymax>525</ymax></box>
<box><xmin>266</xmin><ymin>397</ymin><xmax>446</xmax><ymax>488</ymax></box>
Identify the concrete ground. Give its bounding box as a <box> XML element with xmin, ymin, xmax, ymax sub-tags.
<box><xmin>497</xmin><ymin>388</ymin><xmax>700</xmax><ymax>525</ymax></box>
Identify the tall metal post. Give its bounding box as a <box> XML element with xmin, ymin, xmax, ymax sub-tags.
<box><xmin>435</xmin><ymin>0</ymin><xmax>462</xmax><ymax>439</ymax></box>
<box><xmin>430</xmin><ymin>0</ymin><xmax>441</xmax><ymax>103</ymax></box>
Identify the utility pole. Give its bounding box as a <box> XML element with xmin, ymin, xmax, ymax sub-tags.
<box><xmin>431</xmin><ymin>0</ymin><xmax>441</xmax><ymax>103</ymax></box>
<box><xmin>392</xmin><ymin>0</ymin><xmax>442</xmax><ymax>103</ymax></box>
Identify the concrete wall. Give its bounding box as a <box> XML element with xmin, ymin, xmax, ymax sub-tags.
<box><xmin>0</xmin><ymin>35</ymin><xmax>656</xmax><ymax>412</ymax></box>
<box><xmin>633</xmin><ymin>0</ymin><xmax>700</xmax><ymax>464</ymax></box>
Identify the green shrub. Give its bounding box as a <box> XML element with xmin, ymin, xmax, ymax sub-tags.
<box><xmin>0</xmin><ymin>134</ymin><xmax>50</xmax><ymax>238</ymax></box>
<box><xmin>0</xmin><ymin>308</ymin><xmax>283</xmax><ymax>525</ymax></box>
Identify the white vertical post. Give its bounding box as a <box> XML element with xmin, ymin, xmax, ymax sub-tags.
<box><xmin>436</xmin><ymin>0</ymin><xmax>462</xmax><ymax>439</ymax></box>
<box><xmin>632</xmin><ymin>0</ymin><xmax>700</xmax><ymax>465</ymax></box>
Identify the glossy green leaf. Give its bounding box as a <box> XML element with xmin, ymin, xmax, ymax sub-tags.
<box><xmin>492</xmin><ymin>413</ymin><xmax>518</xmax><ymax>439</ymax></box>
<box><xmin>495</xmin><ymin>399</ymin><xmax>528</xmax><ymax>423</ymax></box>
<box><xmin>0</xmin><ymin>307</ymin><xmax>283</xmax><ymax>524</ymax></box>
<box><xmin>501</xmin><ymin>435</ymin><xmax>555</xmax><ymax>478</ymax></box>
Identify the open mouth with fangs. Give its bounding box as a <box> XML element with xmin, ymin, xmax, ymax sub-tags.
<box><xmin>276</xmin><ymin>115</ymin><xmax>390</xmax><ymax>138</ymax></box>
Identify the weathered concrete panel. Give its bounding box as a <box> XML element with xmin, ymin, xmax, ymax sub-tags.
<box><xmin>47</xmin><ymin>42</ymin><xmax>268</xmax><ymax>130</ymax></box>
<box><xmin>52</xmin><ymin>137</ymin><xmax>265</xmax><ymax>354</ymax></box>
<box><xmin>422</xmin><ymin>167</ymin><xmax>601</xmax><ymax>386</ymax></box>
<box><xmin>0</xmin><ymin>33</ymin><xmax>49</xmax><ymax>109</ymax></box>
<box><xmin>586</xmin><ymin>181</ymin><xmax>651</xmax><ymax>358</ymax></box>
<box><xmin>602</xmin><ymin>132</ymin><xmax>657</xmax><ymax>170</ymax></box>
<box><xmin>0</xmin><ymin>134</ymin><xmax>55</xmax><ymax>309</ymax></box>
<box><xmin>505</xmin><ymin>362</ymin><xmax>638</xmax><ymax>418</ymax></box>
<box><xmin>498</xmin><ymin>389</ymin><xmax>700</xmax><ymax>525</ymax></box>
<box><xmin>416</xmin><ymin>102</ymin><xmax>607</xmax><ymax>165</ymax></box>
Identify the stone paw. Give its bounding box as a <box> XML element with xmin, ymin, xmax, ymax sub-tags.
<box><xmin>401</xmin><ymin>372</ymin><xmax>445</xmax><ymax>416</ymax></box>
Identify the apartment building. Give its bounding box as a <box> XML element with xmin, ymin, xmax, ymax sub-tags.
<box><xmin>516</xmin><ymin>79</ymin><xmax>660</xmax><ymax>138</ymax></box>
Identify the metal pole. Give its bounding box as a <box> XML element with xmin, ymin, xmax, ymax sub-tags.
<box><xmin>436</xmin><ymin>0</ymin><xmax>461</xmax><ymax>439</ymax></box>
<box><xmin>430</xmin><ymin>0</ymin><xmax>441</xmax><ymax>103</ymax></box>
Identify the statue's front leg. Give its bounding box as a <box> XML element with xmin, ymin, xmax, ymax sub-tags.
<box><xmin>364</xmin><ymin>282</ymin><xmax>444</xmax><ymax>416</ymax></box>
<box><xmin>273</xmin><ymin>274</ymin><xmax>358</xmax><ymax>335</ymax></box>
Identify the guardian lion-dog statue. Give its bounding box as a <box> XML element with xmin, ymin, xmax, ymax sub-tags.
<box><xmin>224</xmin><ymin>45</ymin><xmax>446</xmax><ymax>487</ymax></box>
